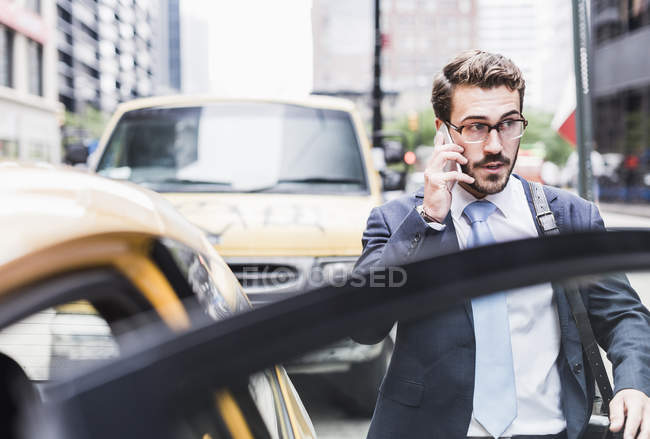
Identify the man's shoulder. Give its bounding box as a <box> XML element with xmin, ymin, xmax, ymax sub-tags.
<box><xmin>542</xmin><ymin>183</ymin><xmax>595</xmax><ymax>210</ymax></box>
<box><xmin>537</xmin><ymin>182</ymin><xmax>602</xmax><ymax>230</ymax></box>
<box><xmin>516</xmin><ymin>174</ymin><xmax>595</xmax><ymax>211</ymax></box>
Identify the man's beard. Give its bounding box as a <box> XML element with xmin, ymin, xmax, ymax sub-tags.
<box><xmin>461</xmin><ymin>149</ymin><xmax>518</xmax><ymax>196</ymax></box>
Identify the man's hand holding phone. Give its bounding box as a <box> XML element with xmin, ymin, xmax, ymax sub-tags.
<box><xmin>421</xmin><ymin>125</ymin><xmax>475</xmax><ymax>223</ymax></box>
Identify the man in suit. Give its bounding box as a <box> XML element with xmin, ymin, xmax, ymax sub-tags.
<box><xmin>355</xmin><ymin>50</ymin><xmax>650</xmax><ymax>439</ymax></box>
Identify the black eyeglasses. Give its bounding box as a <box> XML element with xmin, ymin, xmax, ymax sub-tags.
<box><xmin>446</xmin><ymin>118</ymin><xmax>528</xmax><ymax>144</ymax></box>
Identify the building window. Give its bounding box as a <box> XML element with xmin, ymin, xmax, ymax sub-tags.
<box><xmin>27</xmin><ymin>141</ymin><xmax>50</xmax><ymax>161</ymax></box>
<box><xmin>595</xmin><ymin>0</ymin><xmax>650</xmax><ymax>45</ymax></box>
<box><xmin>57</xmin><ymin>4</ymin><xmax>72</xmax><ymax>23</ymax></box>
<box><xmin>60</xmin><ymin>94</ymin><xmax>75</xmax><ymax>112</ymax></box>
<box><xmin>25</xmin><ymin>0</ymin><xmax>41</xmax><ymax>15</ymax></box>
<box><xmin>27</xmin><ymin>39</ymin><xmax>43</xmax><ymax>96</ymax></box>
<box><xmin>0</xmin><ymin>25</ymin><xmax>13</xmax><ymax>88</ymax></box>
<box><xmin>0</xmin><ymin>140</ymin><xmax>19</xmax><ymax>158</ymax></box>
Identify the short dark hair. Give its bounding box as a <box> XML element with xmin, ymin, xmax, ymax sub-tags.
<box><xmin>431</xmin><ymin>50</ymin><xmax>526</xmax><ymax>123</ymax></box>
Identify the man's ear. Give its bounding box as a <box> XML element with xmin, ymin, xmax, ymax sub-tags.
<box><xmin>435</xmin><ymin>118</ymin><xmax>443</xmax><ymax>130</ymax></box>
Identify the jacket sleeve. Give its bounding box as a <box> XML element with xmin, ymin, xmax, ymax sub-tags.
<box><xmin>355</xmin><ymin>204</ymin><xmax>433</xmax><ymax>274</ymax></box>
<box><xmin>351</xmin><ymin>204</ymin><xmax>435</xmax><ymax>345</ymax></box>
<box><xmin>585</xmin><ymin>203</ymin><xmax>650</xmax><ymax>397</ymax></box>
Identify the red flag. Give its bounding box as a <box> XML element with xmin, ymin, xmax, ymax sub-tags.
<box><xmin>551</xmin><ymin>77</ymin><xmax>577</xmax><ymax>146</ymax></box>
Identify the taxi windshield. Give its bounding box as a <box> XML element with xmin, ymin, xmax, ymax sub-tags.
<box><xmin>96</xmin><ymin>102</ymin><xmax>368</xmax><ymax>194</ymax></box>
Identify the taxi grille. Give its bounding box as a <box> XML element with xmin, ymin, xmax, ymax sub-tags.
<box><xmin>228</xmin><ymin>263</ymin><xmax>300</xmax><ymax>290</ymax></box>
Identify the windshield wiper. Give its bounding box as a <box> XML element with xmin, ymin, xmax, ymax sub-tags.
<box><xmin>243</xmin><ymin>177</ymin><xmax>363</xmax><ymax>193</ymax></box>
<box><xmin>277</xmin><ymin>177</ymin><xmax>363</xmax><ymax>184</ymax></box>
<box><xmin>145</xmin><ymin>178</ymin><xmax>232</xmax><ymax>186</ymax></box>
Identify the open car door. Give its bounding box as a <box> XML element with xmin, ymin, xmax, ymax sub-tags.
<box><xmin>27</xmin><ymin>230</ymin><xmax>650</xmax><ymax>439</ymax></box>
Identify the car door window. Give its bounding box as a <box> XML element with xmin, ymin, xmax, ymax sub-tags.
<box><xmin>0</xmin><ymin>267</ymin><xmax>168</xmax><ymax>391</ymax></box>
<box><xmin>0</xmin><ymin>301</ymin><xmax>118</xmax><ymax>382</ymax></box>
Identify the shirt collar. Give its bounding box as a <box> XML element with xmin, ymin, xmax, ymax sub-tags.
<box><xmin>450</xmin><ymin>175</ymin><xmax>519</xmax><ymax>222</ymax></box>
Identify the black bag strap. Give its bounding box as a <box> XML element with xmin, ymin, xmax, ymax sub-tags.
<box><xmin>528</xmin><ymin>182</ymin><xmax>615</xmax><ymax>411</ymax></box>
<box><xmin>529</xmin><ymin>181</ymin><xmax>560</xmax><ymax>235</ymax></box>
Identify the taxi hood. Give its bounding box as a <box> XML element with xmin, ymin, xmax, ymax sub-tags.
<box><xmin>163</xmin><ymin>193</ymin><xmax>379</xmax><ymax>257</ymax></box>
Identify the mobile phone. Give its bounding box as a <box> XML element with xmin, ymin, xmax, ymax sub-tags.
<box><xmin>438</xmin><ymin>124</ymin><xmax>462</xmax><ymax>189</ymax></box>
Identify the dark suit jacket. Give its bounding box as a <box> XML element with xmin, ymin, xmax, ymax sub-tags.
<box><xmin>354</xmin><ymin>175</ymin><xmax>650</xmax><ymax>439</ymax></box>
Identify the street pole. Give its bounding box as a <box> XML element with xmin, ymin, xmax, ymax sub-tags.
<box><xmin>571</xmin><ymin>0</ymin><xmax>594</xmax><ymax>201</ymax></box>
<box><xmin>372</xmin><ymin>0</ymin><xmax>383</xmax><ymax>148</ymax></box>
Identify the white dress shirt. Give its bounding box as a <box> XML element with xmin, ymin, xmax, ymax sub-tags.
<box><xmin>447</xmin><ymin>177</ymin><xmax>566</xmax><ymax>437</ymax></box>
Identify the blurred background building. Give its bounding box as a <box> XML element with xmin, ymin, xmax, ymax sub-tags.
<box><xmin>311</xmin><ymin>1</ymin><xmax>372</xmax><ymax>113</ymax></box>
<box><xmin>311</xmin><ymin>0</ymin><xmax>574</xmax><ymax>119</ymax></box>
<box><xmin>53</xmin><ymin>0</ymin><xmax>184</xmax><ymax>157</ymax></box>
<box><xmin>475</xmin><ymin>0</ymin><xmax>574</xmax><ymax>113</ymax></box>
<box><xmin>155</xmin><ymin>0</ymin><xmax>181</xmax><ymax>94</ymax></box>
<box><xmin>2</xmin><ymin>0</ymin><xmax>648</xmax><ymax>195</ymax></box>
<box><xmin>179</xmin><ymin>12</ymin><xmax>209</xmax><ymax>94</ymax></box>
<box><xmin>56</xmin><ymin>0</ymin><xmax>160</xmax><ymax>114</ymax></box>
<box><xmin>1</xmin><ymin>0</ymin><xmax>184</xmax><ymax>162</ymax></box>
<box><xmin>535</xmin><ymin>0</ymin><xmax>574</xmax><ymax>113</ymax></box>
<box><xmin>592</xmin><ymin>0</ymin><xmax>650</xmax><ymax>202</ymax></box>
<box><xmin>476</xmin><ymin>0</ymin><xmax>539</xmax><ymax>110</ymax></box>
<box><xmin>0</xmin><ymin>0</ymin><xmax>62</xmax><ymax>162</ymax></box>
<box><xmin>311</xmin><ymin>0</ymin><xmax>477</xmax><ymax>120</ymax></box>
<box><xmin>382</xmin><ymin>0</ymin><xmax>476</xmax><ymax>114</ymax></box>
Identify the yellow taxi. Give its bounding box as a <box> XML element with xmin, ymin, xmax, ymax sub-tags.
<box><xmin>91</xmin><ymin>95</ymin><xmax>394</xmax><ymax>415</ymax></box>
<box><xmin>0</xmin><ymin>163</ymin><xmax>315</xmax><ymax>439</ymax></box>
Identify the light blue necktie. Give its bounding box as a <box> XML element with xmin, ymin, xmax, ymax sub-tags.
<box><xmin>464</xmin><ymin>201</ymin><xmax>517</xmax><ymax>438</ymax></box>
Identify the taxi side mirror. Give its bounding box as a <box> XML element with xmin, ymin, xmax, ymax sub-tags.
<box><xmin>64</xmin><ymin>144</ymin><xmax>89</xmax><ymax>166</ymax></box>
<box><xmin>380</xmin><ymin>168</ymin><xmax>406</xmax><ymax>191</ymax></box>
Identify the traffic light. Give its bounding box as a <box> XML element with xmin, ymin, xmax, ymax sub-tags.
<box><xmin>404</xmin><ymin>150</ymin><xmax>416</xmax><ymax>165</ymax></box>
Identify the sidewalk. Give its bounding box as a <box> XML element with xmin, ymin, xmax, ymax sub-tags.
<box><xmin>599</xmin><ymin>202</ymin><xmax>650</xmax><ymax>219</ymax></box>
<box><xmin>598</xmin><ymin>202</ymin><xmax>650</xmax><ymax>228</ymax></box>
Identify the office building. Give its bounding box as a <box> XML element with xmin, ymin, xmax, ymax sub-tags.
<box><xmin>0</xmin><ymin>0</ymin><xmax>62</xmax><ymax>162</ymax></box>
<box><xmin>56</xmin><ymin>0</ymin><xmax>158</xmax><ymax>114</ymax></box>
<box><xmin>591</xmin><ymin>0</ymin><xmax>650</xmax><ymax>202</ymax></box>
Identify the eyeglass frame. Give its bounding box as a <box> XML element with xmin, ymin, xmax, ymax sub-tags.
<box><xmin>445</xmin><ymin>117</ymin><xmax>529</xmax><ymax>144</ymax></box>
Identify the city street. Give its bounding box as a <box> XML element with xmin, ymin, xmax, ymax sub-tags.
<box><xmin>601</xmin><ymin>206</ymin><xmax>650</xmax><ymax>310</ymax></box>
<box><xmin>306</xmin><ymin>207</ymin><xmax>650</xmax><ymax>439</ymax></box>
<box><xmin>2</xmin><ymin>0</ymin><xmax>649</xmax><ymax>437</ymax></box>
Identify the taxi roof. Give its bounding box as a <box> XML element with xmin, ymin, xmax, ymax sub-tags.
<box><xmin>0</xmin><ymin>162</ymin><xmax>212</xmax><ymax>266</ymax></box>
<box><xmin>111</xmin><ymin>93</ymin><xmax>357</xmax><ymax>115</ymax></box>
